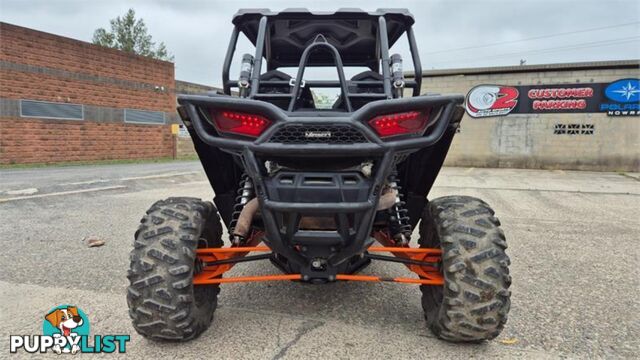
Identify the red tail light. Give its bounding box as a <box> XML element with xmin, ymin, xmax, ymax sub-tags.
<box><xmin>368</xmin><ymin>111</ymin><xmax>429</xmax><ymax>138</ymax></box>
<box><xmin>211</xmin><ymin>110</ymin><xmax>271</xmax><ymax>137</ymax></box>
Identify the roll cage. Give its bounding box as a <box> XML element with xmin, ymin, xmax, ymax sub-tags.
<box><xmin>221</xmin><ymin>8</ymin><xmax>424</xmax><ymax>111</ymax></box>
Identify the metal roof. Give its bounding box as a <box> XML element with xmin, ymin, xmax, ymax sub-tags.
<box><xmin>232</xmin><ymin>8</ymin><xmax>415</xmax><ymax>69</ymax></box>
<box><xmin>232</xmin><ymin>8</ymin><xmax>414</xmax><ymax>23</ymax></box>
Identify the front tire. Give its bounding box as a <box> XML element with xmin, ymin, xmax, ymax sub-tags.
<box><xmin>127</xmin><ymin>197</ymin><xmax>223</xmax><ymax>341</ymax></box>
<box><xmin>419</xmin><ymin>196</ymin><xmax>511</xmax><ymax>342</ymax></box>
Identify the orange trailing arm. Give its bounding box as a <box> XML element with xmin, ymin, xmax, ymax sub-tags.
<box><xmin>370</xmin><ymin>231</ymin><xmax>442</xmax><ymax>282</ymax></box>
<box><xmin>193</xmin><ymin>230</ymin><xmax>266</xmax><ymax>284</ymax></box>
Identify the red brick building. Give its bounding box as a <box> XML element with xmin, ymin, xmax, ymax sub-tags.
<box><xmin>0</xmin><ymin>22</ymin><xmax>179</xmax><ymax>164</ymax></box>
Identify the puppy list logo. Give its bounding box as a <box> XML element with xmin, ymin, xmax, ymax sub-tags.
<box><xmin>9</xmin><ymin>304</ymin><xmax>130</xmax><ymax>355</ymax></box>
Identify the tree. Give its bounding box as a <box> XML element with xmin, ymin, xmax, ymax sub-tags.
<box><xmin>92</xmin><ymin>9</ymin><xmax>173</xmax><ymax>62</ymax></box>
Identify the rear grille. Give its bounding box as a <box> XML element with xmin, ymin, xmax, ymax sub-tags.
<box><xmin>269</xmin><ymin>124</ymin><xmax>368</xmax><ymax>144</ymax></box>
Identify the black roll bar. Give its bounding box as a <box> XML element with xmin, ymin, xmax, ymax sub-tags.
<box><xmin>288</xmin><ymin>37</ymin><xmax>353</xmax><ymax>112</ymax></box>
<box><xmin>222</xmin><ymin>27</ymin><xmax>239</xmax><ymax>95</ymax></box>
<box><xmin>249</xmin><ymin>16</ymin><xmax>268</xmax><ymax>98</ymax></box>
<box><xmin>407</xmin><ymin>26</ymin><xmax>422</xmax><ymax>96</ymax></box>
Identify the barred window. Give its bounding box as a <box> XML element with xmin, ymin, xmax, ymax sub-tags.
<box><xmin>124</xmin><ymin>109</ymin><xmax>165</xmax><ymax>125</ymax></box>
<box><xmin>20</xmin><ymin>100</ymin><xmax>83</xmax><ymax>120</ymax></box>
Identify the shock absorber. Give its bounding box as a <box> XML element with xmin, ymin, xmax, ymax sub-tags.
<box><xmin>387</xmin><ymin>171</ymin><xmax>411</xmax><ymax>245</ymax></box>
<box><xmin>390</xmin><ymin>53</ymin><xmax>405</xmax><ymax>98</ymax></box>
<box><xmin>237</xmin><ymin>53</ymin><xmax>254</xmax><ymax>98</ymax></box>
<box><xmin>229</xmin><ymin>173</ymin><xmax>254</xmax><ymax>245</ymax></box>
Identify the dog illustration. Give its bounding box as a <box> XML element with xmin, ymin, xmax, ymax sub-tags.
<box><xmin>44</xmin><ymin>306</ymin><xmax>83</xmax><ymax>354</ymax></box>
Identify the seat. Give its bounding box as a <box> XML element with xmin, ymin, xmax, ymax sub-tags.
<box><xmin>349</xmin><ymin>70</ymin><xmax>385</xmax><ymax>94</ymax></box>
<box><xmin>333</xmin><ymin>70</ymin><xmax>385</xmax><ymax>110</ymax></box>
<box><xmin>257</xmin><ymin>70</ymin><xmax>315</xmax><ymax>110</ymax></box>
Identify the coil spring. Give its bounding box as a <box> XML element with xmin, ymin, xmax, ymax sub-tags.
<box><xmin>387</xmin><ymin>171</ymin><xmax>411</xmax><ymax>243</ymax></box>
<box><xmin>229</xmin><ymin>173</ymin><xmax>254</xmax><ymax>242</ymax></box>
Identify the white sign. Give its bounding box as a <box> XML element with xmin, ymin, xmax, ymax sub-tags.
<box><xmin>178</xmin><ymin>124</ymin><xmax>190</xmax><ymax>138</ymax></box>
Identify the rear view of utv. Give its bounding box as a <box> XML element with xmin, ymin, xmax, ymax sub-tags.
<box><xmin>127</xmin><ymin>8</ymin><xmax>511</xmax><ymax>343</ymax></box>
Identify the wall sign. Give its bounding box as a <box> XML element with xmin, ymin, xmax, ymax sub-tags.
<box><xmin>178</xmin><ymin>124</ymin><xmax>190</xmax><ymax>138</ymax></box>
<box><xmin>600</xmin><ymin>78</ymin><xmax>640</xmax><ymax>116</ymax></box>
<box><xmin>466</xmin><ymin>86</ymin><xmax>519</xmax><ymax>117</ymax></box>
<box><xmin>465</xmin><ymin>78</ymin><xmax>639</xmax><ymax>118</ymax></box>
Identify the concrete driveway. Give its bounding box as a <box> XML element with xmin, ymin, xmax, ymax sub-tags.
<box><xmin>1</xmin><ymin>162</ymin><xmax>638</xmax><ymax>359</ymax></box>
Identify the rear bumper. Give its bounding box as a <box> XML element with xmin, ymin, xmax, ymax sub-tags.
<box><xmin>177</xmin><ymin>94</ymin><xmax>464</xmax><ymax>279</ymax></box>
<box><xmin>178</xmin><ymin>93</ymin><xmax>464</xmax><ymax>155</ymax></box>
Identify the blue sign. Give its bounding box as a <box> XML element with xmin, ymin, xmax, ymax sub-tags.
<box><xmin>604</xmin><ymin>79</ymin><xmax>640</xmax><ymax>103</ymax></box>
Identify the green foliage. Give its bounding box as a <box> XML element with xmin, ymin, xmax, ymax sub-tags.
<box><xmin>311</xmin><ymin>90</ymin><xmax>340</xmax><ymax>109</ymax></box>
<box><xmin>92</xmin><ymin>9</ymin><xmax>173</xmax><ymax>62</ymax></box>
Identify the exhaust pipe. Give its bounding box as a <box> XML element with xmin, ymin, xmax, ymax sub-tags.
<box><xmin>376</xmin><ymin>187</ymin><xmax>398</xmax><ymax>211</ymax></box>
<box><xmin>232</xmin><ymin>198</ymin><xmax>259</xmax><ymax>238</ymax></box>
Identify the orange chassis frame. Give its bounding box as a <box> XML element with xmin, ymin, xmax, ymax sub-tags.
<box><xmin>193</xmin><ymin>231</ymin><xmax>443</xmax><ymax>286</ymax></box>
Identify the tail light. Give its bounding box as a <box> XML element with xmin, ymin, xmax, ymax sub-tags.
<box><xmin>210</xmin><ymin>110</ymin><xmax>271</xmax><ymax>137</ymax></box>
<box><xmin>368</xmin><ymin>111</ymin><xmax>429</xmax><ymax>138</ymax></box>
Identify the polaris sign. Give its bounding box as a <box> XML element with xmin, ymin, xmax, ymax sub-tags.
<box><xmin>600</xmin><ymin>79</ymin><xmax>640</xmax><ymax>116</ymax></box>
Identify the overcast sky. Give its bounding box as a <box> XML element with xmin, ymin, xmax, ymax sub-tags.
<box><xmin>1</xmin><ymin>0</ymin><xmax>639</xmax><ymax>87</ymax></box>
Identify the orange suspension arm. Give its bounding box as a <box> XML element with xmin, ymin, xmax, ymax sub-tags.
<box><xmin>370</xmin><ymin>231</ymin><xmax>443</xmax><ymax>282</ymax></box>
<box><xmin>193</xmin><ymin>231</ymin><xmax>266</xmax><ymax>284</ymax></box>
<box><xmin>194</xmin><ymin>273</ymin><xmax>442</xmax><ymax>285</ymax></box>
<box><xmin>193</xmin><ymin>230</ymin><xmax>444</xmax><ymax>286</ymax></box>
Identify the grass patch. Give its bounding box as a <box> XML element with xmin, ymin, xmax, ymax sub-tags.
<box><xmin>0</xmin><ymin>156</ymin><xmax>200</xmax><ymax>169</ymax></box>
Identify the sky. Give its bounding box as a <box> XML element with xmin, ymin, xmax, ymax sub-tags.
<box><xmin>1</xmin><ymin>0</ymin><xmax>639</xmax><ymax>87</ymax></box>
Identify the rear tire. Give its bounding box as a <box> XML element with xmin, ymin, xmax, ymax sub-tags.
<box><xmin>419</xmin><ymin>196</ymin><xmax>511</xmax><ymax>342</ymax></box>
<box><xmin>127</xmin><ymin>197</ymin><xmax>223</xmax><ymax>341</ymax></box>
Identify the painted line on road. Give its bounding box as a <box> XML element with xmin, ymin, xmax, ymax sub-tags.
<box><xmin>58</xmin><ymin>179</ymin><xmax>110</xmax><ymax>186</ymax></box>
<box><xmin>54</xmin><ymin>171</ymin><xmax>201</xmax><ymax>187</ymax></box>
<box><xmin>119</xmin><ymin>171</ymin><xmax>199</xmax><ymax>181</ymax></box>
<box><xmin>178</xmin><ymin>181</ymin><xmax>209</xmax><ymax>186</ymax></box>
<box><xmin>4</xmin><ymin>187</ymin><xmax>39</xmax><ymax>196</ymax></box>
<box><xmin>0</xmin><ymin>185</ymin><xmax>127</xmax><ymax>203</ymax></box>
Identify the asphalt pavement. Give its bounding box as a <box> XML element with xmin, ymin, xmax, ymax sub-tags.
<box><xmin>1</xmin><ymin>161</ymin><xmax>638</xmax><ymax>359</ymax></box>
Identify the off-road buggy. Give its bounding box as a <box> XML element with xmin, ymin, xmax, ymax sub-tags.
<box><xmin>127</xmin><ymin>8</ymin><xmax>511</xmax><ymax>342</ymax></box>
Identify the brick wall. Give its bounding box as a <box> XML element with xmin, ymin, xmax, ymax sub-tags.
<box><xmin>0</xmin><ymin>23</ymin><xmax>175</xmax><ymax>109</ymax></box>
<box><xmin>414</xmin><ymin>61</ymin><xmax>640</xmax><ymax>171</ymax></box>
<box><xmin>1</xmin><ymin>118</ymin><xmax>174</xmax><ymax>163</ymax></box>
<box><xmin>0</xmin><ymin>22</ymin><xmax>177</xmax><ymax>165</ymax></box>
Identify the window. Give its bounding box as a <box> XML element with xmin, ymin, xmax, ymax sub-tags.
<box><xmin>20</xmin><ymin>100</ymin><xmax>83</xmax><ymax>120</ymax></box>
<box><xmin>124</xmin><ymin>109</ymin><xmax>165</xmax><ymax>125</ymax></box>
